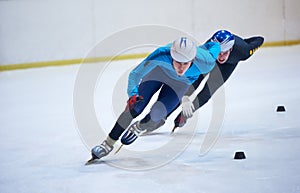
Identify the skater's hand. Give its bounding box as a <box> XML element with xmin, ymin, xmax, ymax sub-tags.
<box><xmin>125</xmin><ymin>95</ymin><xmax>144</xmax><ymax>111</ymax></box>
<box><xmin>181</xmin><ymin>96</ymin><xmax>194</xmax><ymax>118</ymax></box>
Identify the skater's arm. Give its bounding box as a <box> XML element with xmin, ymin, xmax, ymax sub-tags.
<box><xmin>184</xmin><ymin>74</ymin><xmax>206</xmax><ymax>96</ymax></box>
<box><xmin>192</xmin><ymin>67</ymin><xmax>224</xmax><ymax>110</ymax></box>
<box><xmin>127</xmin><ymin>47</ymin><xmax>169</xmax><ymax>97</ymax></box>
<box><xmin>193</xmin><ymin>42</ymin><xmax>220</xmax><ymax>74</ymax></box>
<box><xmin>233</xmin><ymin>35</ymin><xmax>264</xmax><ymax>61</ymax></box>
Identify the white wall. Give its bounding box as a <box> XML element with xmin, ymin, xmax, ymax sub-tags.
<box><xmin>0</xmin><ymin>0</ymin><xmax>299</xmax><ymax>65</ymax></box>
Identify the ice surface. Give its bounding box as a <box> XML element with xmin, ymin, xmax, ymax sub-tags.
<box><xmin>1</xmin><ymin>45</ymin><xmax>300</xmax><ymax>193</ymax></box>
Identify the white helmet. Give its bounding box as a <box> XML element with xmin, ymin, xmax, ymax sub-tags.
<box><xmin>170</xmin><ymin>37</ymin><xmax>196</xmax><ymax>62</ymax></box>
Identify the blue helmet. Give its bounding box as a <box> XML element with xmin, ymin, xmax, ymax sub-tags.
<box><xmin>211</xmin><ymin>30</ymin><xmax>235</xmax><ymax>52</ymax></box>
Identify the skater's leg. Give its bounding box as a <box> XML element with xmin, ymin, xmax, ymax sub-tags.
<box><xmin>121</xmin><ymin>84</ymin><xmax>185</xmax><ymax>144</ymax></box>
<box><xmin>90</xmin><ymin>81</ymin><xmax>163</xmax><ymax>158</ymax></box>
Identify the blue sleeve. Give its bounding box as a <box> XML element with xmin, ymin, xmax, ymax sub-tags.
<box><xmin>203</xmin><ymin>42</ymin><xmax>221</xmax><ymax>60</ymax></box>
<box><xmin>193</xmin><ymin>42</ymin><xmax>220</xmax><ymax>74</ymax></box>
<box><xmin>127</xmin><ymin>47</ymin><xmax>169</xmax><ymax>97</ymax></box>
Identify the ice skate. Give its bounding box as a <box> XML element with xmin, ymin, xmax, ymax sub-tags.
<box><xmin>172</xmin><ymin>113</ymin><xmax>188</xmax><ymax>133</ymax></box>
<box><xmin>92</xmin><ymin>140</ymin><xmax>114</xmax><ymax>158</ymax></box>
<box><xmin>86</xmin><ymin>140</ymin><xmax>114</xmax><ymax>165</ymax></box>
<box><xmin>142</xmin><ymin>119</ymin><xmax>165</xmax><ymax>135</ymax></box>
<box><xmin>121</xmin><ymin>121</ymin><xmax>146</xmax><ymax>145</ymax></box>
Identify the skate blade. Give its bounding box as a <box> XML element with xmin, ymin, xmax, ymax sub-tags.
<box><xmin>171</xmin><ymin>126</ymin><xmax>177</xmax><ymax>134</ymax></box>
<box><xmin>114</xmin><ymin>144</ymin><xmax>124</xmax><ymax>155</ymax></box>
<box><xmin>85</xmin><ymin>157</ymin><xmax>98</xmax><ymax>165</ymax></box>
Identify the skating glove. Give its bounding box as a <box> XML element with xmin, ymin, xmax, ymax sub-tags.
<box><xmin>125</xmin><ymin>94</ymin><xmax>144</xmax><ymax>111</ymax></box>
<box><xmin>181</xmin><ymin>96</ymin><xmax>194</xmax><ymax>118</ymax></box>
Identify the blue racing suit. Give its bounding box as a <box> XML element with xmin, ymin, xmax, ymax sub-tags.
<box><xmin>108</xmin><ymin>41</ymin><xmax>220</xmax><ymax>140</ymax></box>
<box><xmin>127</xmin><ymin>42</ymin><xmax>220</xmax><ymax>97</ymax></box>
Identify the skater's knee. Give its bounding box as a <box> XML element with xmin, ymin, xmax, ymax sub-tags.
<box><xmin>150</xmin><ymin>101</ymin><xmax>167</xmax><ymax>122</ymax></box>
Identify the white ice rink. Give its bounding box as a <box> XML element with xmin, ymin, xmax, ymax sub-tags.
<box><xmin>1</xmin><ymin>45</ymin><xmax>300</xmax><ymax>193</ymax></box>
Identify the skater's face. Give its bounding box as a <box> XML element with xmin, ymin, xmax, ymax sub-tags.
<box><xmin>217</xmin><ymin>48</ymin><xmax>232</xmax><ymax>64</ymax></box>
<box><xmin>173</xmin><ymin>60</ymin><xmax>192</xmax><ymax>76</ymax></box>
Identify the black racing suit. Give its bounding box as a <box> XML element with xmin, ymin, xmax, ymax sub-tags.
<box><xmin>174</xmin><ymin>35</ymin><xmax>264</xmax><ymax>127</ymax></box>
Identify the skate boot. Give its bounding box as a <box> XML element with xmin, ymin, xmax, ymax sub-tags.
<box><xmin>121</xmin><ymin>121</ymin><xmax>145</xmax><ymax>145</ymax></box>
<box><xmin>172</xmin><ymin>113</ymin><xmax>188</xmax><ymax>133</ymax></box>
<box><xmin>143</xmin><ymin>119</ymin><xmax>165</xmax><ymax>135</ymax></box>
<box><xmin>121</xmin><ymin>115</ymin><xmax>164</xmax><ymax>144</ymax></box>
<box><xmin>91</xmin><ymin>140</ymin><xmax>114</xmax><ymax>159</ymax></box>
